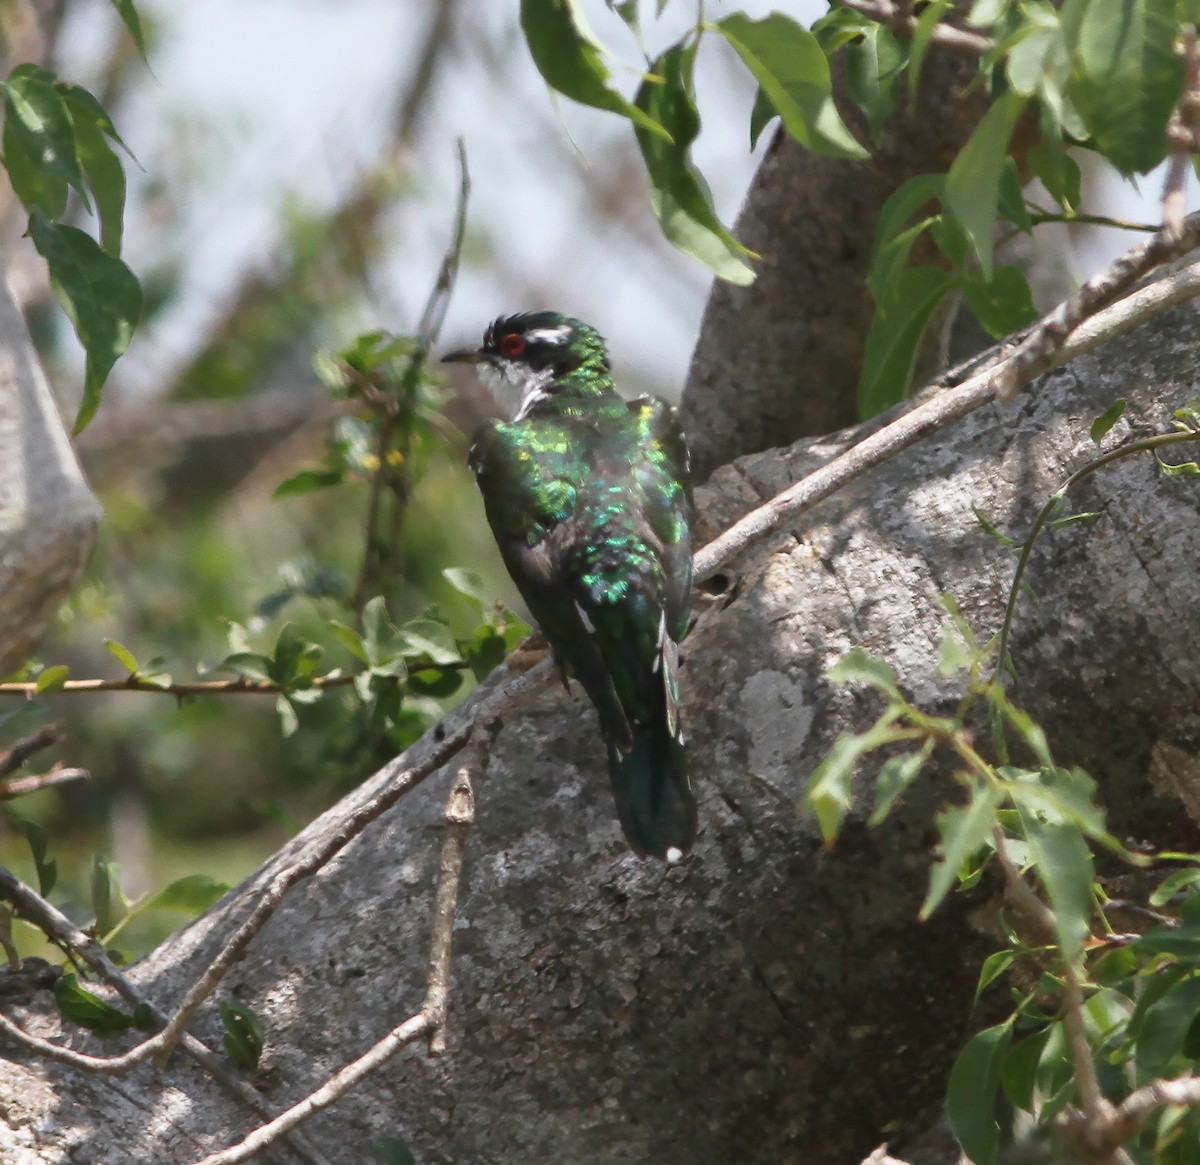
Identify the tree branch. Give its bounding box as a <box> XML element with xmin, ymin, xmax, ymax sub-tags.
<box><xmin>191</xmin><ymin>709</ymin><xmax>502</xmax><ymax>1165</ymax></box>
<box><xmin>696</xmin><ymin>215</ymin><xmax>1200</xmax><ymax>582</ymax></box>
<box><xmin>833</xmin><ymin>0</ymin><xmax>994</xmax><ymax>55</ymax></box>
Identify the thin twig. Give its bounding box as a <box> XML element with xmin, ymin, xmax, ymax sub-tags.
<box><xmin>0</xmin><ymin>723</ymin><xmax>61</xmax><ymax>777</ymax></box>
<box><xmin>1163</xmin><ymin>27</ymin><xmax>1200</xmax><ymax>241</ymax></box>
<box><xmin>0</xmin><ymin>766</ymin><xmax>88</xmax><ymax>800</ymax></box>
<box><xmin>191</xmin><ymin>707</ymin><xmax>502</xmax><ymax>1165</ymax></box>
<box><xmin>192</xmin><ymin>1013</ymin><xmax>433</xmax><ymax>1165</ymax></box>
<box><xmin>835</xmin><ymin>0</ymin><xmax>994</xmax><ymax>55</ymax></box>
<box><xmin>0</xmin><ymin>866</ymin><xmax>333</xmax><ymax>1165</ymax></box>
<box><xmin>0</xmin><ymin>665</ymin><xmax>468</xmax><ymax>700</ymax></box>
<box><xmin>425</xmin><ymin>712</ymin><xmax>498</xmax><ymax>1055</ymax></box>
<box><xmin>992</xmin><ymin>830</ymin><xmax>1116</xmax><ymax>1152</ymax></box>
<box><xmin>149</xmin><ymin>711</ymin><xmax>478</xmax><ymax>1064</ymax></box>
<box><xmin>1110</xmin><ymin>1075</ymin><xmax>1200</xmax><ymax>1143</ymax></box>
<box><xmin>353</xmin><ymin>141</ymin><xmax>471</xmax><ymax>613</ymax></box>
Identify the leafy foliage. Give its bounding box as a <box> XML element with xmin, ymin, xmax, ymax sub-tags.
<box><xmin>518</xmin><ymin>1</ymin><xmax>1195</xmax><ymax>414</ymax></box>
<box><xmin>0</xmin><ymin>62</ymin><xmax>141</xmax><ymax>430</ymax></box>
<box><xmin>805</xmin><ymin>405</ymin><xmax>1200</xmax><ymax>1164</ymax></box>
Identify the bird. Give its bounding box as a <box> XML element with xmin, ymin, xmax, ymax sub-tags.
<box><xmin>443</xmin><ymin>311</ymin><xmax>697</xmax><ymax>861</ymax></box>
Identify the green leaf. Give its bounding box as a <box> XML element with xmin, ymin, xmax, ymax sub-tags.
<box><xmin>868</xmin><ymin>746</ymin><xmax>931</xmax><ymax>826</ymax></box>
<box><xmin>947</xmin><ymin>1020</ymin><xmax>1014</xmax><ymax>1165</ymax></box>
<box><xmin>272</xmin><ymin>467</ymin><xmax>344</xmax><ymax>498</ymax></box>
<box><xmin>805</xmin><ymin>715</ymin><xmax>903</xmax><ymax>844</ymax></box>
<box><xmin>271</xmin><ymin>623</ymin><xmax>322</xmax><ymax>685</ymax></box>
<box><xmin>719</xmin><ymin>13</ymin><xmax>867</xmax><ymax>160</ymax></box>
<box><xmin>144</xmin><ymin>873</ymin><xmax>229</xmax><ymax>914</ymax></box>
<box><xmin>1175</xmin><ymin>397</ymin><xmax>1200</xmax><ymax>431</ymax></box>
<box><xmin>1158</xmin><ymin>456</ymin><xmax>1200</xmax><ymax>478</ymax></box>
<box><xmin>908</xmin><ymin>0</ymin><xmax>953</xmax><ymax>99</ymax></box>
<box><xmin>104</xmin><ymin>638</ymin><xmax>139</xmax><ymax>674</ymax></box>
<box><xmin>442</xmin><ymin>567</ymin><xmax>487</xmax><ymax>613</ymax></box>
<box><xmin>35</xmin><ymin>664</ymin><xmax>70</xmax><ymax>693</ymax></box>
<box><xmin>1027</xmin><ymin>140</ymin><xmax>1081</xmax><ymax>211</ymax></box>
<box><xmin>91</xmin><ymin>855</ymin><xmax>128</xmax><ymax>937</ymax></box>
<box><xmin>1045</xmin><ymin>509</ymin><xmax>1102</xmax><ymax>531</ymax></box>
<box><xmin>1090</xmin><ymin>398</ymin><xmax>1127</xmax><ymax>444</ymax></box>
<box><xmin>972</xmin><ymin>505</ymin><xmax>1016</xmax><ymax>548</ymax></box>
<box><xmin>997</xmin><ymin>159</ymin><xmax>1033</xmax><ymax>233</ymax></box>
<box><xmin>960</xmin><ymin>266</ymin><xmax>1038</xmax><ymax>339</ymax></box>
<box><xmin>54</xmin><ymin>972</ymin><xmax>134</xmax><ymax>1037</ymax></box>
<box><xmin>275</xmin><ymin>694</ymin><xmax>299</xmax><ymax>738</ymax></box>
<box><xmin>372</xmin><ymin>1135</ymin><xmax>417</xmax><ymax>1165</ymax></box>
<box><xmin>328</xmin><ymin>620</ymin><xmax>369</xmax><ymax>665</ymax></box>
<box><xmin>748</xmin><ymin>87</ymin><xmax>776</xmax><ymax>149</ymax></box>
<box><xmin>220</xmin><ymin>652</ymin><xmax>273</xmax><ymax>684</ymax></box>
<box><xmin>1001</xmin><ymin>1027</ymin><xmax>1051</xmax><ymax>1112</ymax></box>
<box><xmin>922</xmin><ymin>783</ymin><xmax>1005</xmax><ymax>917</ymax></box>
<box><xmin>937</xmin><ymin>625</ymin><xmax>976</xmax><ymax>675</ymax></box>
<box><xmin>465</xmin><ymin>627</ymin><xmax>508</xmax><ymax>681</ymax></box>
<box><xmin>108</xmin><ymin>0</ymin><xmax>147</xmax><ymax>56</ymax></box>
<box><xmin>974</xmin><ymin>949</ymin><xmax>1018</xmax><ymax>1003</ymax></box>
<box><xmin>27</xmin><ymin>208</ymin><xmax>142</xmax><ymax>432</ymax></box>
<box><xmin>61</xmin><ymin>86</ymin><xmax>127</xmax><ymax>255</ymax></box>
<box><xmin>872</xmin><ymin>173</ymin><xmax>946</xmax><ymax>259</ymax></box>
<box><xmin>944</xmin><ymin>90</ymin><xmax>1027</xmax><ymax>280</ymax></box>
<box><xmin>407</xmin><ymin>668</ymin><xmax>464</xmax><ymax>698</ymax></box>
<box><xmin>1014</xmin><ymin>805</ymin><xmax>1094</xmax><ymax>960</ymax></box>
<box><xmin>1061</xmin><ymin>0</ymin><xmax>1182</xmax><ymax>175</ymax></box>
<box><xmin>399</xmin><ymin>618</ymin><xmax>462</xmax><ymax>666</ymax></box>
<box><xmin>2</xmin><ymin>112</ymin><xmax>67</xmax><ymax>218</ymax></box>
<box><xmin>634</xmin><ymin>44</ymin><xmax>755</xmax><ymax>285</ymax></box>
<box><xmin>17</xmin><ymin>818</ymin><xmax>57</xmax><ymax>896</ymax></box>
<box><xmin>1149</xmin><ymin>868</ymin><xmax>1200</xmax><ymax>907</ymax></box>
<box><xmin>1133</xmin><ymin>974</ymin><xmax>1200</xmax><ymax>1083</ymax></box>
<box><xmin>828</xmin><ymin>647</ymin><xmax>902</xmax><ymax>700</ymax></box>
<box><xmin>844</xmin><ymin>23</ymin><xmax>904</xmax><ymax>140</ymax></box>
<box><xmin>859</xmin><ymin>265</ymin><xmax>956</xmax><ymax>415</ymax></box>
<box><xmin>2</xmin><ymin>65</ymin><xmax>87</xmax><ymax>201</ymax></box>
<box><xmin>520</xmin><ymin>0</ymin><xmax>669</xmax><ymax>141</ymax></box>
<box><xmin>1005</xmin><ymin>4</ymin><xmax>1063</xmax><ymax>97</ymax></box>
<box><xmin>220</xmin><ymin>998</ymin><xmax>264</xmax><ymax>1070</ymax></box>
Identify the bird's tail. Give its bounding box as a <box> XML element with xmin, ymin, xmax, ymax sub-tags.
<box><xmin>606</xmin><ymin>718</ymin><xmax>697</xmax><ymax>862</ymax></box>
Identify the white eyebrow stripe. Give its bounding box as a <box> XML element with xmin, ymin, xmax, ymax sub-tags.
<box><xmin>523</xmin><ymin>326</ymin><xmax>572</xmax><ymax>345</ymax></box>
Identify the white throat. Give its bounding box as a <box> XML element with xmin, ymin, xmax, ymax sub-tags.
<box><xmin>479</xmin><ymin>359</ymin><xmax>554</xmax><ymax>421</ymax></box>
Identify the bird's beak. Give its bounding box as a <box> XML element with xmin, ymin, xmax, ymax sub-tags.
<box><xmin>441</xmin><ymin>347</ymin><xmax>485</xmax><ymax>365</ymax></box>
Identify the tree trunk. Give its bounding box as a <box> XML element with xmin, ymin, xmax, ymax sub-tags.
<box><xmin>680</xmin><ymin>52</ymin><xmax>989</xmax><ymax>481</ymax></box>
<box><xmin>3</xmin><ymin>289</ymin><xmax>1198</xmax><ymax>1162</ymax></box>
<box><xmin>0</xmin><ymin>244</ymin><xmax>100</xmax><ymax>679</ymax></box>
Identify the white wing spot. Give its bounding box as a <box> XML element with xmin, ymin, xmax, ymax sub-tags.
<box><xmin>665</xmin><ymin>846</ymin><xmax>684</xmax><ymax>864</ymax></box>
<box><xmin>574</xmin><ymin>601</ymin><xmax>596</xmax><ymax>634</ymax></box>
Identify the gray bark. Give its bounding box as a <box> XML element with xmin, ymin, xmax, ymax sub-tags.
<box><xmin>0</xmin><ymin>244</ymin><xmax>100</xmax><ymax>678</ymax></box>
<box><xmin>3</xmin><ymin>293</ymin><xmax>1199</xmax><ymax>1163</ymax></box>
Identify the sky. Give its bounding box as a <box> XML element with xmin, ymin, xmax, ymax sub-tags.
<box><xmin>54</xmin><ymin>0</ymin><xmax>1199</xmax><ymax>407</ymax></box>
<box><xmin>58</xmin><ymin>0</ymin><xmax>803</xmax><ymax>405</ymax></box>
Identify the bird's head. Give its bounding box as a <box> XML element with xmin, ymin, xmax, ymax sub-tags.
<box><xmin>443</xmin><ymin>311</ymin><xmax>611</xmax><ymax>420</ymax></box>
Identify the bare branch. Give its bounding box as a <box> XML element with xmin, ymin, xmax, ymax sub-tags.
<box><xmin>191</xmin><ymin>706</ymin><xmax>504</xmax><ymax>1165</ymax></box>
<box><xmin>835</xmin><ymin>0</ymin><xmax>994</xmax><ymax>55</ymax></box>
<box><xmin>0</xmin><ymin>765</ymin><xmax>88</xmax><ymax>800</ymax></box>
<box><xmin>0</xmin><ymin>722</ymin><xmax>61</xmax><ymax>778</ymax></box>
<box><xmin>1163</xmin><ymin>27</ymin><xmax>1200</xmax><ymax>241</ymax></box>
<box><xmin>0</xmin><ymin>865</ymin><xmax>334</xmax><ymax>1165</ymax></box>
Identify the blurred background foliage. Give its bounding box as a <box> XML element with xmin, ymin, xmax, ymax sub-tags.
<box><xmin>1</xmin><ymin>0</ymin><xmax>754</xmax><ymax>958</ymax></box>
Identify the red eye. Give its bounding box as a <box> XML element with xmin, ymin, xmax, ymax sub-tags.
<box><xmin>499</xmin><ymin>332</ymin><xmax>527</xmax><ymax>359</ymax></box>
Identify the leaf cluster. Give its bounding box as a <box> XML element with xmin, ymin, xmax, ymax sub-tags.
<box><xmin>520</xmin><ymin>1</ymin><xmax>1196</xmax><ymax>417</ymax></box>
<box><xmin>1</xmin><ymin>59</ymin><xmax>142</xmax><ymax>429</ymax></box>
